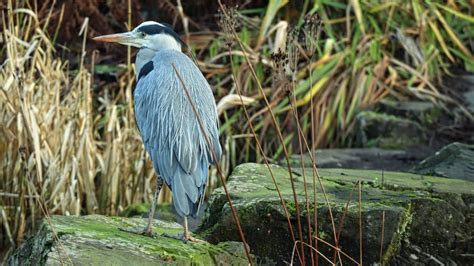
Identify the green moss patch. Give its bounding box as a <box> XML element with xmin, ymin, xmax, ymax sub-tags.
<box><xmin>9</xmin><ymin>215</ymin><xmax>249</xmax><ymax>265</ymax></box>
<box><xmin>199</xmin><ymin>163</ymin><xmax>474</xmax><ymax>264</ymax></box>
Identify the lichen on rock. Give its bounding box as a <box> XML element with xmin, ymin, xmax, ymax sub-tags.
<box><xmin>199</xmin><ymin>163</ymin><xmax>474</xmax><ymax>264</ymax></box>
<box><xmin>412</xmin><ymin>142</ymin><xmax>474</xmax><ymax>181</ymax></box>
<box><xmin>8</xmin><ymin>215</ymin><xmax>249</xmax><ymax>265</ymax></box>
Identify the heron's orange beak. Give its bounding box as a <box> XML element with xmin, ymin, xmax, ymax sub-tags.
<box><xmin>93</xmin><ymin>32</ymin><xmax>142</xmax><ymax>48</ymax></box>
<box><xmin>93</xmin><ymin>32</ymin><xmax>132</xmax><ymax>43</ymax></box>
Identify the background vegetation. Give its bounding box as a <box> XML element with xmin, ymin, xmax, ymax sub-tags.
<box><xmin>1</xmin><ymin>0</ymin><xmax>472</xmax><ymax>261</ymax></box>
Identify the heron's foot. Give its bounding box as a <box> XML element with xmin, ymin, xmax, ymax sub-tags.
<box><xmin>162</xmin><ymin>232</ymin><xmax>205</xmax><ymax>243</ymax></box>
<box><xmin>184</xmin><ymin>234</ymin><xmax>205</xmax><ymax>243</ymax></box>
<box><xmin>119</xmin><ymin>226</ymin><xmax>157</xmax><ymax>238</ymax></box>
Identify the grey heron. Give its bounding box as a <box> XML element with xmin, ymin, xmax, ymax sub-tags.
<box><xmin>93</xmin><ymin>21</ymin><xmax>222</xmax><ymax>241</ymax></box>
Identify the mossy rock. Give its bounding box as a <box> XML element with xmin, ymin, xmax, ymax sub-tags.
<box><xmin>284</xmin><ymin>148</ymin><xmax>426</xmax><ymax>172</ymax></box>
<box><xmin>8</xmin><ymin>215</ymin><xmax>250</xmax><ymax>265</ymax></box>
<box><xmin>355</xmin><ymin>111</ymin><xmax>427</xmax><ymax>149</ymax></box>
<box><xmin>375</xmin><ymin>100</ymin><xmax>443</xmax><ymax>126</ymax></box>
<box><xmin>120</xmin><ymin>203</ymin><xmax>178</xmax><ymax>223</ymax></box>
<box><xmin>199</xmin><ymin>163</ymin><xmax>474</xmax><ymax>264</ymax></box>
<box><xmin>412</xmin><ymin>142</ymin><xmax>474</xmax><ymax>182</ymax></box>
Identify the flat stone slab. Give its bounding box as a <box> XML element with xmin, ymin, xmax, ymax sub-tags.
<box><xmin>199</xmin><ymin>163</ymin><xmax>474</xmax><ymax>264</ymax></box>
<box><xmin>8</xmin><ymin>215</ymin><xmax>249</xmax><ymax>265</ymax></box>
<box><xmin>355</xmin><ymin>111</ymin><xmax>428</xmax><ymax>149</ymax></box>
<box><xmin>375</xmin><ymin>100</ymin><xmax>441</xmax><ymax>125</ymax></box>
<box><xmin>412</xmin><ymin>142</ymin><xmax>474</xmax><ymax>182</ymax></box>
<box><xmin>286</xmin><ymin>148</ymin><xmax>427</xmax><ymax>171</ymax></box>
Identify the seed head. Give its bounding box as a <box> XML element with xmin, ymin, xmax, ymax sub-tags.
<box><xmin>271</xmin><ymin>48</ymin><xmax>293</xmax><ymax>95</ymax></box>
<box><xmin>218</xmin><ymin>5</ymin><xmax>240</xmax><ymax>47</ymax></box>
<box><xmin>286</xmin><ymin>26</ymin><xmax>300</xmax><ymax>81</ymax></box>
<box><xmin>302</xmin><ymin>13</ymin><xmax>323</xmax><ymax>58</ymax></box>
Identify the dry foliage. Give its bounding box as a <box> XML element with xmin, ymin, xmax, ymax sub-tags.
<box><xmin>0</xmin><ymin>2</ymin><xmax>164</xmax><ymax>249</ymax></box>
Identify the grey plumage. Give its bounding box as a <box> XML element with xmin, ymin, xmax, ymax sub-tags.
<box><xmin>134</xmin><ymin>49</ymin><xmax>221</xmax><ymax>218</ymax></box>
<box><xmin>93</xmin><ymin>21</ymin><xmax>221</xmax><ymax>234</ymax></box>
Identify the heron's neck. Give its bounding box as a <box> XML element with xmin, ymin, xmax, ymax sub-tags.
<box><xmin>135</xmin><ymin>48</ymin><xmax>157</xmax><ymax>80</ymax></box>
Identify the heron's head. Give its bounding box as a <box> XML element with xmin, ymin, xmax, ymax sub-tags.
<box><xmin>93</xmin><ymin>21</ymin><xmax>186</xmax><ymax>52</ymax></box>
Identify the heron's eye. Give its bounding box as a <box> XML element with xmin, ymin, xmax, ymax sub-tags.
<box><xmin>140</xmin><ymin>32</ymin><xmax>147</xmax><ymax>38</ymax></box>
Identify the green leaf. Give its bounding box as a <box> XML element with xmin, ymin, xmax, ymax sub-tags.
<box><xmin>435</xmin><ymin>3</ymin><xmax>474</xmax><ymax>23</ymax></box>
<box><xmin>351</xmin><ymin>0</ymin><xmax>365</xmax><ymax>34</ymax></box>
<box><xmin>257</xmin><ymin>0</ymin><xmax>289</xmax><ymax>48</ymax></box>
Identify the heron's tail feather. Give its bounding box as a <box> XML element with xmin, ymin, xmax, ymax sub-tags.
<box><xmin>171</xmin><ymin>156</ymin><xmax>208</xmax><ymax>218</ymax></box>
<box><xmin>149</xmin><ymin>145</ymin><xmax>209</xmax><ymax>218</ymax></box>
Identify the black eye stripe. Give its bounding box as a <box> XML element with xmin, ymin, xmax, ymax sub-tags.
<box><xmin>137</xmin><ymin>24</ymin><xmax>164</xmax><ymax>35</ymax></box>
<box><xmin>136</xmin><ymin>23</ymin><xmax>187</xmax><ymax>48</ymax></box>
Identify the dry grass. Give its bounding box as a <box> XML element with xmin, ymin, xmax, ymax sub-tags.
<box><xmin>0</xmin><ymin>1</ymin><xmax>249</xmax><ymax>258</ymax></box>
<box><xmin>0</xmin><ymin>2</ymin><xmax>161</xmax><ymax>250</ymax></box>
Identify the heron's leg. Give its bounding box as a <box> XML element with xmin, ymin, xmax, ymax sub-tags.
<box><xmin>143</xmin><ymin>177</ymin><xmax>163</xmax><ymax>235</ymax></box>
<box><xmin>182</xmin><ymin>216</ymin><xmax>204</xmax><ymax>243</ymax></box>
<box><xmin>119</xmin><ymin>177</ymin><xmax>163</xmax><ymax>237</ymax></box>
<box><xmin>162</xmin><ymin>216</ymin><xmax>204</xmax><ymax>243</ymax></box>
<box><xmin>183</xmin><ymin>216</ymin><xmax>190</xmax><ymax>239</ymax></box>
<box><xmin>143</xmin><ymin>176</ymin><xmax>163</xmax><ymax>236</ymax></box>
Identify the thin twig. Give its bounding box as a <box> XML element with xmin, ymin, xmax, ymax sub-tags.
<box><xmin>218</xmin><ymin>1</ymin><xmax>305</xmax><ymax>264</ymax></box>
<box><xmin>380</xmin><ymin>210</ymin><xmax>386</xmax><ymax>265</ymax></box>
<box><xmin>358</xmin><ymin>181</ymin><xmax>363</xmax><ymax>265</ymax></box>
<box><xmin>227</xmin><ymin>46</ymin><xmax>302</xmax><ymax>264</ymax></box>
<box><xmin>290</xmin><ymin>240</ymin><xmax>335</xmax><ymax>266</ymax></box>
<box><xmin>313</xmin><ymin>236</ymin><xmax>359</xmax><ymax>265</ymax></box>
<box><xmin>333</xmin><ymin>181</ymin><xmax>358</xmax><ymax>264</ymax></box>
<box><xmin>230</xmin><ymin>25</ymin><xmax>306</xmax><ymax>266</ymax></box>
<box><xmin>288</xmin><ymin>88</ymin><xmax>314</xmax><ymax>264</ymax></box>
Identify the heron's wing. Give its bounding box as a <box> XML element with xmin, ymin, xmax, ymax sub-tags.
<box><xmin>133</xmin><ymin>50</ymin><xmax>221</xmax><ymax>217</ymax></box>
